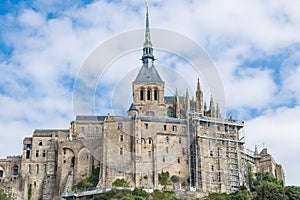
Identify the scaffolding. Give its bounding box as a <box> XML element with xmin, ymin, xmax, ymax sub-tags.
<box><xmin>187</xmin><ymin>112</ymin><xmax>245</xmax><ymax>193</ymax></box>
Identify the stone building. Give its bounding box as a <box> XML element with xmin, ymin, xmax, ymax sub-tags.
<box><xmin>0</xmin><ymin>4</ymin><xmax>284</xmax><ymax>200</ymax></box>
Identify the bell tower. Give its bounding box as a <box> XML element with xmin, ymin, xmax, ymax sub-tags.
<box><xmin>131</xmin><ymin>3</ymin><xmax>165</xmax><ymax>117</ymax></box>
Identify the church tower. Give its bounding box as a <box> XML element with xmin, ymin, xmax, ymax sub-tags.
<box><xmin>131</xmin><ymin>3</ymin><xmax>165</xmax><ymax>117</ymax></box>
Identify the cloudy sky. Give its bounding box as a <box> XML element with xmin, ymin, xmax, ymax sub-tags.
<box><xmin>0</xmin><ymin>0</ymin><xmax>300</xmax><ymax>186</ymax></box>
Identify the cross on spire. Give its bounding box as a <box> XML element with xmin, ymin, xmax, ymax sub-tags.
<box><xmin>142</xmin><ymin>1</ymin><xmax>154</xmax><ymax>63</ymax></box>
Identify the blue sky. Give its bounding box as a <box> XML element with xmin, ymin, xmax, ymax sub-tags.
<box><xmin>0</xmin><ymin>0</ymin><xmax>300</xmax><ymax>186</ymax></box>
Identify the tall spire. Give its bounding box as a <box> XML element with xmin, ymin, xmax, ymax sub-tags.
<box><xmin>142</xmin><ymin>1</ymin><xmax>154</xmax><ymax>63</ymax></box>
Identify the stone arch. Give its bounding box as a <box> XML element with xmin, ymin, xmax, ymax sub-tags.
<box><xmin>0</xmin><ymin>165</ymin><xmax>4</xmax><ymax>177</ymax></box>
<box><xmin>62</xmin><ymin>148</ymin><xmax>75</xmax><ymax>168</ymax></box>
<box><xmin>77</xmin><ymin>148</ymin><xmax>91</xmax><ymax>180</ymax></box>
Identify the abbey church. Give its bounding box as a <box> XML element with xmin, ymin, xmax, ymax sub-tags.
<box><xmin>0</xmin><ymin>5</ymin><xmax>284</xmax><ymax>200</ymax></box>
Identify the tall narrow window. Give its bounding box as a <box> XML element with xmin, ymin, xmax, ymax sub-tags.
<box><xmin>140</xmin><ymin>89</ymin><xmax>144</xmax><ymax>100</ymax></box>
<box><xmin>147</xmin><ymin>89</ymin><xmax>151</xmax><ymax>100</ymax></box>
<box><xmin>163</xmin><ymin>125</ymin><xmax>167</xmax><ymax>131</ymax></box>
<box><xmin>154</xmin><ymin>89</ymin><xmax>158</xmax><ymax>100</ymax></box>
<box><xmin>120</xmin><ymin>148</ymin><xmax>123</xmax><ymax>155</ymax></box>
<box><xmin>36</xmin><ymin>150</ymin><xmax>39</xmax><ymax>157</ymax></box>
<box><xmin>36</xmin><ymin>164</ymin><xmax>39</xmax><ymax>174</ymax></box>
<box><xmin>120</xmin><ymin>135</ymin><xmax>123</xmax><ymax>142</ymax></box>
<box><xmin>179</xmin><ymin>137</ymin><xmax>181</xmax><ymax>144</ymax></box>
<box><xmin>42</xmin><ymin>150</ymin><xmax>46</xmax><ymax>157</ymax></box>
<box><xmin>148</xmin><ymin>151</ymin><xmax>152</xmax><ymax>158</ymax></box>
<box><xmin>144</xmin><ymin>123</ymin><xmax>149</xmax><ymax>129</ymax></box>
<box><xmin>166</xmin><ymin>137</ymin><xmax>169</xmax><ymax>144</ymax></box>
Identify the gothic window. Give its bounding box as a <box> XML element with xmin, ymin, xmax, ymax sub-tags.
<box><xmin>148</xmin><ymin>138</ymin><xmax>152</xmax><ymax>144</ymax></box>
<box><xmin>147</xmin><ymin>89</ymin><xmax>151</xmax><ymax>100</ymax></box>
<box><xmin>13</xmin><ymin>166</ymin><xmax>18</xmax><ymax>176</ymax></box>
<box><xmin>42</xmin><ymin>150</ymin><xmax>46</xmax><ymax>157</ymax></box>
<box><xmin>118</xmin><ymin>123</ymin><xmax>123</xmax><ymax>129</ymax></box>
<box><xmin>120</xmin><ymin>135</ymin><xmax>123</xmax><ymax>142</ymax></box>
<box><xmin>154</xmin><ymin>89</ymin><xmax>158</xmax><ymax>100</ymax></box>
<box><xmin>140</xmin><ymin>89</ymin><xmax>144</xmax><ymax>100</ymax></box>
<box><xmin>39</xmin><ymin>140</ymin><xmax>43</xmax><ymax>146</ymax></box>
<box><xmin>36</xmin><ymin>150</ymin><xmax>39</xmax><ymax>157</ymax></box>
<box><xmin>71</xmin><ymin>156</ymin><xmax>75</xmax><ymax>168</ymax></box>
<box><xmin>167</xmin><ymin>107</ymin><xmax>175</xmax><ymax>118</ymax></box>
<box><xmin>172</xmin><ymin>125</ymin><xmax>177</xmax><ymax>131</ymax></box>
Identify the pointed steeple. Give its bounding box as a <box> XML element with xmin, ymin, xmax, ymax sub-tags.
<box><xmin>142</xmin><ymin>2</ymin><xmax>154</xmax><ymax>63</ymax></box>
<box><xmin>195</xmin><ymin>78</ymin><xmax>203</xmax><ymax>113</ymax></box>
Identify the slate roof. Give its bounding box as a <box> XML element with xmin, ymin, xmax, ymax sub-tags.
<box><xmin>133</xmin><ymin>64</ymin><xmax>163</xmax><ymax>83</ymax></box>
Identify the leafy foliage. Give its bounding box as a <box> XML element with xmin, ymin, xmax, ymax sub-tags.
<box><xmin>149</xmin><ymin>189</ymin><xmax>179</xmax><ymax>200</ymax></box>
<box><xmin>201</xmin><ymin>193</ymin><xmax>230</xmax><ymax>200</ymax></box>
<box><xmin>28</xmin><ymin>184</ymin><xmax>32</xmax><ymax>200</ymax></box>
<box><xmin>0</xmin><ymin>186</ymin><xmax>12</xmax><ymax>200</ymax></box>
<box><xmin>112</xmin><ymin>178</ymin><xmax>130</xmax><ymax>187</ymax></box>
<box><xmin>285</xmin><ymin>186</ymin><xmax>300</xmax><ymax>200</ymax></box>
<box><xmin>170</xmin><ymin>175</ymin><xmax>180</xmax><ymax>183</ymax></box>
<box><xmin>132</xmin><ymin>187</ymin><xmax>148</xmax><ymax>198</ymax></box>
<box><xmin>229</xmin><ymin>185</ymin><xmax>252</xmax><ymax>200</ymax></box>
<box><xmin>158</xmin><ymin>171</ymin><xmax>172</xmax><ymax>186</ymax></box>
<box><xmin>75</xmin><ymin>166</ymin><xmax>100</xmax><ymax>190</ymax></box>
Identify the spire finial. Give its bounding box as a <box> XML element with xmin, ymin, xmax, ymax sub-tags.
<box><xmin>142</xmin><ymin>1</ymin><xmax>154</xmax><ymax>63</ymax></box>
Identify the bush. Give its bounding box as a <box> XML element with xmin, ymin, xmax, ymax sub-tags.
<box><xmin>158</xmin><ymin>171</ymin><xmax>172</xmax><ymax>186</ymax></box>
<box><xmin>112</xmin><ymin>178</ymin><xmax>130</xmax><ymax>187</ymax></box>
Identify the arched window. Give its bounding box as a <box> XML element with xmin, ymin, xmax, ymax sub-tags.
<box><xmin>154</xmin><ymin>89</ymin><xmax>158</xmax><ymax>100</ymax></box>
<box><xmin>13</xmin><ymin>165</ymin><xmax>18</xmax><ymax>176</ymax></box>
<box><xmin>147</xmin><ymin>89</ymin><xmax>151</xmax><ymax>100</ymax></box>
<box><xmin>140</xmin><ymin>89</ymin><xmax>144</xmax><ymax>100</ymax></box>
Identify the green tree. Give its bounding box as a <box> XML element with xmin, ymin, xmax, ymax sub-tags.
<box><xmin>201</xmin><ymin>193</ymin><xmax>230</xmax><ymax>200</ymax></box>
<box><xmin>0</xmin><ymin>187</ymin><xmax>12</xmax><ymax>200</ymax></box>
<box><xmin>230</xmin><ymin>185</ymin><xmax>252</xmax><ymax>200</ymax></box>
<box><xmin>112</xmin><ymin>178</ymin><xmax>130</xmax><ymax>187</ymax></box>
<box><xmin>246</xmin><ymin>163</ymin><xmax>255</xmax><ymax>191</ymax></box>
<box><xmin>285</xmin><ymin>186</ymin><xmax>300</xmax><ymax>200</ymax></box>
<box><xmin>149</xmin><ymin>189</ymin><xmax>178</xmax><ymax>200</ymax></box>
<box><xmin>132</xmin><ymin>187</ymin><xmax>148</xmax><ymax>198</ymax></box>
<box><xmin>158</xmin><ymin>171</ymin><xmax>172</xmax><ymax>186</ymax></box>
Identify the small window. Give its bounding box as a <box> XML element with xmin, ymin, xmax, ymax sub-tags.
<box><xmin>120</xmin><ymin>148</ymin><xmax>123</xmax><ymax>155</ymax></box>
<box><xmin>210</xmin><ymin>150</ymin><xmax>213</xmax><ymax>156</ymax></box>
<box><xmin>163</xmin><ymin>125</ymin><xmax>167</xmax><ymax>131</ymax></box>
<box><xmin>36</xmin><ymin>150</ymin><xmax>39</xmax><ymax>157</ymax></box>
<box><xmin>34</xmin><ymin>181</ymin><xmax>36</xmax><ymax>187</ymax></box>
<box><xmin>147</xmin><ymin>89</ymin><xmax>151</xmax><ymax>100</ymax></box>
<box><xmin>144</xmin><ymin>123</ymin><xmax>148</xmax><ymax>129</ymax></box>
<box><xmin>44</xmin><ymin>164</ymin><xmax>47</xmax><ymax>173</ymax></box>
<box><xmin>166</xmin><ymin>147</ymin><xmax>168</xmax><ymax>153</ymax></box>
<box><xmin>29</xmin><ymin>164</ymin><xmax>31</xmax><ymax>174</ymax></box>
<box><xmin>179</xmin><ymin>137</ymin><xmax>181</xmax><ymax>144</ymax></box>
<box><xmin>211</xmin><ymin>165</ymin><xmax>214</xmax><ymax>171</ymax></box>
<box><xmin>36</xmin><ymin>164</ymin><xmax>39</xmax><ymax>174</ymax></box>
<box><xmin>163</xmin><ymin>156</ymin><xmax>165</xmax><ymax>162</ymax></box>
<box><xmin>154</xmin><ymin>89</ymin><xmax>158</xmax><ymax>100</ymax></box>
<box><xmin>148</xmin><ymin>138</ymin><xmax>152</xmax><ymax>144</ymax></box>
<box><xmin>118</xmin><ymin>123</ymin><xmax>123</xmax><ymax>129</ymax></box>
<box><xmin>166</xmin><ymin>137</ymin><xmax>169</xmax><ymax>144</ymax></box>
<box><xmin>178</xmin><ymin>158</ymin><xmax>181</xmax><ymax>164</ymax></box>
<box><xmin>63</xmin><ymin>149</ymin><xmax>66</xmax><ymax>155</ymax></box>
<box><xmin>172</xmin><ymin>126</ymin><xmax>177</xmax><ymax>131</ymax></box>
<box><xmin>42</xmin><ymin>150</ymin><xmax>46</xmax><ymax>157</ymax></box>
<box><xmin>140</xmin><ymin>89</ymin><xmax>144</xmax><ymax>101</ymax></box>
<box><xmin>26</xmin><ymin>149</ymin><xmax>30</xmax><ymax>159</ymax></box>
<box><xmin>182</xmin><ymin>148</ymin><xmax>185</xmax><ymax>155</ymax></box>
<box><xmin>13</xmin><ymin>167</ymin><xmax>18</xmax><ymax>176</ymax></box>
<box><xmin>39</xmin><ymin>140</ymin><xmax>43</xmax><ymax>146</ymax></box>
<box><xmin>120</xmin><ymin>135</ymin><xmax>123</xmax><ymax>142</ymax></box>
<box><xmin>148</xmin><ymin>151</ymin><xmax>152</xmax><ymax>158</ymax></box>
